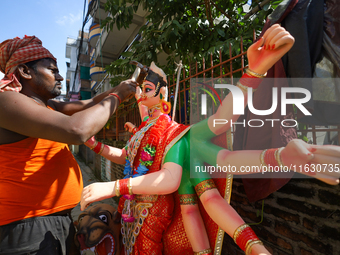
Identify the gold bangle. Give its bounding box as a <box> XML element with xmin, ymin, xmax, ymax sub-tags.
<box><xmin>128</xmin><ymin>178</ymin><xmax>133</xmax><ymax>195</ymax></box>
<box><xmin>98</xmin><ymin>143</ymin><xmax>105</xmax><ymax>155</ymax></box>
<box><xmin>233</xmin><ymin>224</ymin><xmax>249</xmax><ymax>243</ymax></box>
<box><xmin>245</xmin><ymin>240</ymin><xmax>263</xmax><ymax>255</ymax></box>
<box><xmin>193</xmin><ymin>248</ymin><xmax>212</xmax><ymax>255</ymax></box>
<box><xmin>237</xmin><ymin>81</ymin><xmax>257</xmax><ymax>93</ymax></box>
<box><xmin>115</xmin><ymin>180</ymin><xmax>121</xmax><ymax>197</ymax></box>
<box><xmin>275</xmin><ymin>147</ymin><xmax>285</xmax><ymax>167</ymax></box>
<box><xmin>260</xmin><ymin>149</ymin><xmax>268</xmax><ymax>168</ymax></box>
<box><xmin>236</xmin><ymin>82</ymin><xmax>248</xmax><ymax>94</ymax></box>
<box><xmin>90</xmin><ymin>140</ymin><xmax>98</xmax><ymax>150</ymax></box>
<box><xmin>246</xmin><ymin>68</ymin><xmax>267</xmax><ymax>78</ymax></box>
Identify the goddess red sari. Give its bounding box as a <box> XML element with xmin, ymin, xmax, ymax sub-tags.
<box><xmin>118</xmin><ymin>114</ymin><xmax>228</xmax><ymax>254</ymax></box>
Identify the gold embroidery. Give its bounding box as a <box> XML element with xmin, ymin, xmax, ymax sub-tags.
<box><xmin>179</xmin><ymin>194</ymin><xmax>198</xmax><ymax>205</ymax></box>
<box><xmin>121</xmin><ymin>200</ymin><xmax>153</xmax><ymax>255</ymax></box>
<box><xmin>194</xmin><ymin>179</ymin><xmax>216</xmax><ymax>197</ymax></box>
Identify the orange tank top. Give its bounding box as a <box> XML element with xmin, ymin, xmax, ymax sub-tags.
<box><xmin>0</xmin><ymin>137</ymin><xmax>83</xmax><ymax>225</ymax></box>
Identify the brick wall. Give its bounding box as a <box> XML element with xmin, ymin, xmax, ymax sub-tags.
<box><xmin>222</xmin><ymin>176</ymin><xmax>340</xmax><ymax>255</ymax></box>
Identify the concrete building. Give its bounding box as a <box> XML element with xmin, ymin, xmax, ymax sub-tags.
<box><xmin>65</xmin><ymin>31</ymin><xmax>91</xmax><ymax>101</ymax></box>
<box><xmin>88</xmin><ymin>0</ymin><xmax>148</xmax><ymax>93</ymax></box>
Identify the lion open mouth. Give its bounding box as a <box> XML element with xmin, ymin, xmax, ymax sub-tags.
<box><xmin>80</xmin><ymin>233</ymin><xmax>115</xmax><ymax>255</ymax></box>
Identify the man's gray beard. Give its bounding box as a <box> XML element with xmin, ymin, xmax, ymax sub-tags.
<box><xmin>51</xmin><ymin>88</ymin><xmax>61</xmax><ymax>97</ymax></box>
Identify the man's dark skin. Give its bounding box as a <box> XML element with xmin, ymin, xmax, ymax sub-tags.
<box><xmin>0</xmin><ymin>58</ymin><xmax>136</xmax><ymax>145</ymax></box>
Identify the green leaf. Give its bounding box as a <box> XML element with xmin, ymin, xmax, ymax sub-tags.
<box><xmin>216</xmin><ymin>28</ymin><xmax>225</xmax><ymax>37</ymax></box>
<box><xmin>120</xmin><ymin>51</ymin><xmax>134</xmax><ymax>57</ymax></box>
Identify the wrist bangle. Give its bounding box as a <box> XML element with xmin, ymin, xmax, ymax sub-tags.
<box><xmin>128</xmin><ymin>178</ymin><xmax>133</xmax><ymax>195</ymax></box>
<box><xmin>245</xmin><ymin>240</ymin><xmax>263</xmax><ymax>255</ymax></box>
<box><xmin>98</xmin><ymin>143</ymin><xmax>105</xmax><ymax>155</ymax></box>
<box><xmin>264</xmin><ymin>148</ymin><xmax>279</xmax><ymax>168</ymax></box>
<box><xmin>89</xmin><ymin>140</ymin><xmax>98</xmax><ymax>150</ymax></box>
<box><xmin>233</xmin><ymin>224</ymin><xmax>260</xmax><ymax>252</ymax></box>
<box><xmin>246</xmin><ymin>68</ymin><xmax>267</xmax><ymax>78</ymax></box>
<box><xmin>119</xmin><ymin>178</ymin><xmax>129</xmax><ymax>195</ymax></box>
<box><xmin>238</xmin><ymin>73</ymin><xmax>263</xmax><ymax>90</ymax></box>
<box><xmin>93</xmin><ymin>142</ymin><xmax>102</xmax><ymax>154</ymax></box>
<box><xmin>236</xmin><ymin>82</ymin><xmax>249</xmax><ymax>93</ymax></box>
<box><xmin>109</xmin><ymin>93</ymin><xmax>122</xmax><ymax>104</ymax></box>
<box><xmin>260</xmin><ymin>149</ymin><xmax>268</xmax><ymax>168</ymax></box>
<box><xmin>233</xmin><ymin>224</ymin><xmax>249</xmax><ymax>243</ymax></box>
<box><xmin>115</xmin><ymin>180</ymin><xmax>121</xmax><ymax>197</ymax></box>
<box><xmin>275</xmin><ymin>147</ymin><xmax>285</xmax><ymax>167</ymax></box>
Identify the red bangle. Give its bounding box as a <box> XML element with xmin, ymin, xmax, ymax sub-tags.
<box><xmin>109</xmin><ymin>93</ymin><xmax>122</xmax><ymax>104</ymax></box>
<box><xmin>238</xmin><ymin>73</ymin><xmax>263</xmax><ymax>90</ymax></box>
<box><xmin>235</xmin><ymin>227</ymin><xmax>259</xmax><ymax>251</ymax></box>
<box><xmin>93</xmin><ymin>142</ymin><xmax>102</xmax><ymax>154</ymax></box>
<box><xmin>264</xmin><ymin>148</ymin><xmax>279</xmax><ymax>167</ymax></box>
<box><xmin>137</xmin><ymin>98</ymin><xmax>143</xmax><ymax>104</ymax></box>
<box><xmin>119</xmin><ymin>179</ymin><xmax>129</xmax><ymax>195</ymax></box>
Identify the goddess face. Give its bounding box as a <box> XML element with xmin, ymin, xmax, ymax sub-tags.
<box><xmin>139</xmin><ymin>80</ymin><xmax>160</xmax><ymax>108</ymax></box>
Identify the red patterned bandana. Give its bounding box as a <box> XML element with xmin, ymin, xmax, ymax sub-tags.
<box><xmin>0</xmin><ymin>36</ymin><xmax>56</xmax><ymax>92</ymax></box>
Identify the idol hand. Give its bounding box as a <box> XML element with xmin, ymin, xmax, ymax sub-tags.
<box><xmin>281</xmin><ymin>139</ymin><xmax>340</xmax><ymax>185</ymax></box>
<box><xmin>80</xmin><ymin>182</ymin><xmax>116</xmax><ymax>211</ymax></box>
<box><xmin>124</xmin><ymin>122</ymin><xmax>136</xmax><ymax>133</ymax></box>
<box><xmin>247</xmin><ymin>24</ymin><xmax>295</xmax><ymax>75</ymax></box>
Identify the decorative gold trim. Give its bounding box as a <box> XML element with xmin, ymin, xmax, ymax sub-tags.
<box><xmin>128</xmin><ymin>178</ymin><xmax>133</xmax><ymax>195</ymax></box>
<box><xmin>195</xmin><ymin>179</ymin><xmax>216</xmax><ymax>198</ymax></box>
<box><xmin>135</xmin><ymin>194</ymin><xmax>158</xmax><ymax>203</ymax></box>
<box><xmin>260</xmin><ymin>149</ymin><xmax>268</xmax><ymax>168</ymax></box>
<box><xmin>275</xmin><ymin>147</ymin><xmax>285</xmax><ymax>167</ymax></box>
<box><xmin>194</xmin><ymin>248</ymin><xmax>212</xmax><ymax>255</ymax></box>
<box><xmin>245</xmin><ymin>240</ymin><xmax>263</xmax><ymax>255</ymax></box>
<box><xmin>233</xmin><ymin>224</ymin><xmax>249</xmax><ymax>242</ymax></box>
<box><xmin>115</xmin><ymin>180</ymin><xmax>120</xmax><ymax>197</ymax></box>
<box><xmin>246</xmin><ymin>68</ymin><xmax>267</xmax><ymax>78</ymax></box>
<box><xmin>98</xmin><ymin>143</ymin><xmax>105</xmax><ymax>155</ymax></box>
<box><xmin>89</xmin><ymin>140</ymin><xmax>98</xmax><ymax>150</ymax></box>
<box><xmin>179</xmin><ymin>194</ymin><xmax>198</xmax><ymax>205</ymax></box>
<box><xmin>161</xmin><ymin>126</ymin><xmax>191</xmax><ymax>165</ymax></box>
<box><xmin>121</xmin><ymin>201</ymin><xmax>153</xmax><ymax>255</ymax></box>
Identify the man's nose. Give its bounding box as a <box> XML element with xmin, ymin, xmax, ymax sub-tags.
<box><xmin>56</xmin><ymin>73</ymin><xmax>64</xmax><ymax>81</ymax></box>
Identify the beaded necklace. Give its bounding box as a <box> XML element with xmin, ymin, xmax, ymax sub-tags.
<box><xmin>125</xmin><ymin>116</ymin><xmax>160</xmax><ymax>177</ymax></box>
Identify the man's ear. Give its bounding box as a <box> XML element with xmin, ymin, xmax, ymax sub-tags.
<box><xmin>17</xmin><ymin>64</ymin><xmax>32</xmax><ymax>80</ymax></box>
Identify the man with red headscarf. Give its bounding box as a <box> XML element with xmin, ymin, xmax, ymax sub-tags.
<box><xmin>0</xmin><ymin>36</ymin><xmax>136</xmax><ymax>254</ymax></box>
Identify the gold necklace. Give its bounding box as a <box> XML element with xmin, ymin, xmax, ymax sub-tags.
<box><xmin>148</xmin><ymin>103</ymin><xmax>161</xmax><ymax>117</ymax></box>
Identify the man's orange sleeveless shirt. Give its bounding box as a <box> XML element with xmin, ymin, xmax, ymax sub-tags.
<box><xmin>0</xmin><ymin>137</ymin><xmax>83</xmax><ymax>225</ymax></box>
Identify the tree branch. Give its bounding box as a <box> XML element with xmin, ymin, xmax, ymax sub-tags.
<box><xmin>244</xmin><ymin>0</ymin><xmax>273</xmax><ymax>20</ymax></box>
<box><xmin>209</xmin><ymin>0</ymin><xmax>232</xmax><ymax>20</ymax></box>
<box><xmin>204</xmin><ymin>0</ymin><xmax>214</xmax><ymax>28</ymax></box>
